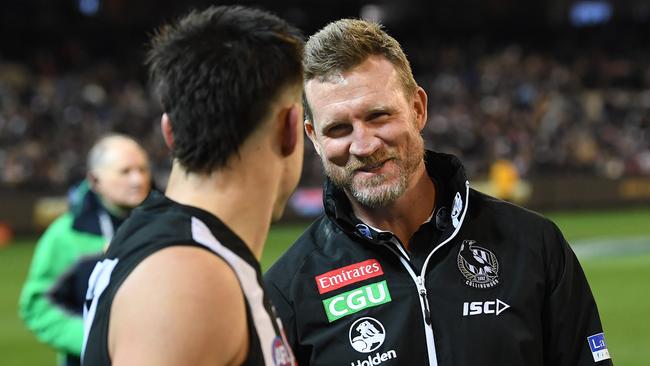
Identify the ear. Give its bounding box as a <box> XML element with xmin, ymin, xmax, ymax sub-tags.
<box><xmin>161</xmin><ymin>113</ymin><xmax>174</xmax><ymax>149</ymax></box>
<box><xmin>280</xmin><ymin>104</ymin><xmax>301</xmax><ymax>156</ymax></box>
<box><xmin>87</xmin><ymin>171</ymin><xmax>99</xmax><ymax>191</ymax></box>
<box><xmin>413</xmin><ymin>86</ymin><xmax>428</xmax><ymax>131</ymax></box>
<box><xmin>304</xmin><ymin>119</ymin><xmax>316</xmax><ymax>143</ymax></box>
<box><xmin>304</xmin><ymin>119</ymin><xmax>322</xmax><ymax>157</ymax></box>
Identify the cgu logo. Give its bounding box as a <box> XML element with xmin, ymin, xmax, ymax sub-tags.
<box><xmin>322</xmin><ymin>281</ymin><xmax>392</xmax><ymax>322</ymax></box>
<box><xmin>462</xmin><ymin>299</ymin><xmax>510</xmax><ymax>316</ymax></box>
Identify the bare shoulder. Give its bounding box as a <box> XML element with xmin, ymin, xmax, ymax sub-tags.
<box><xmin>109</xmin><ymin>245</ymin><xmax>248</xmax><ymax>366</ymax></box>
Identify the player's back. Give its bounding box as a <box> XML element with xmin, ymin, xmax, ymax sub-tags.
<box><xmin>82</xmin><ymin>190</ymin><xmax>294</xmax><ymax>365</ymax></box>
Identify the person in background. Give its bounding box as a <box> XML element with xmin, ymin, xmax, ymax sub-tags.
<box><xmin>19</xmin><ymin>134</ymin><xmax>151</xmax><ymax>366</ymax></box>
<box><xmin>82</xmin><ymin>5</ymin><xmax>303</xmax><ymax>366</ymax></box>
<box><xmin>265</xmin><ymin>19</ymin><xmax>612</xmax><ymax>366</ymax></box>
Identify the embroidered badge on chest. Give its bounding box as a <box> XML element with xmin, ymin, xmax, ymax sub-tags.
<box><xmin>457</xmin><ymin>240</ymin><xmax>500</xmax><ymax>289</ymax></box>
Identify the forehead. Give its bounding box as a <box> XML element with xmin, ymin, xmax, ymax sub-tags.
<box><xmin>305</xmin><ymin>56</ymin><xmax>406</xmax><ymax>124</ymax></box>
<box><xmin>100</xmin><ymin>141</ymin><xmax>148</xmax><ymax>169</ymax></box>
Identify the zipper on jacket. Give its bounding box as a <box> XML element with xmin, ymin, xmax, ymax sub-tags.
<box><xmin>416</xmin><ymin>276</ymin><xmax>432</xmax><ymax>325</ymax></box>
<box><xmin>394</xmin><ymin>254</ymin><xmax>438</xmax><ymax>366</ymax></box>
<box><xmin>377</xmin><ymin>181</ymin><xmax>470</xmax><ymax>366</ymax></box>
<box><xmin>378</xmin><ymin>232</ymin><xmax>411</xmax><ymax>261</ymax></box>
<box><xmin>384</xmin><ymin>240</ymin><xmax>430</xmax><ymax>322</ymax></box>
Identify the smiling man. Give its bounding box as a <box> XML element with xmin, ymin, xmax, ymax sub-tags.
<box><xmin>265</xmin><ymin>19</ymin><xmax>612</xmax><ymax>366</ymax></box>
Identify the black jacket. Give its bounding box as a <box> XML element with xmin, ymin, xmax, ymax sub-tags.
<box><xmin>265</xmin><ymin>151</ymin><xmax>612</xmax><ymax>366</ymax></box>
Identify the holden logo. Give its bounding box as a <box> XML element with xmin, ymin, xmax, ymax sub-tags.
<box><xmin>349</xmin><ymin>317</ymin><xmax>386</xmax><ymax>353</ymax></box>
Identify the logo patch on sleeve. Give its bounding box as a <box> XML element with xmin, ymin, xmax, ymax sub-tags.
<box><xmin>322</xmin><ymin>280</ymin><xmax>391</xmax><ymax>322</ymax></box>
<box><xmin>315</xmin><ymin>259</ymin><xmax>384</xmax><ymax>294</ymax></box>
<box><xmin>587</xmin><ymin>333</ymin><xmax>611</xmax><ymax>362</ymax></box>
<box><xmin>271</xmin><ymin>336</ymin><xmax>294</xmax><ymax>366</ymax></box>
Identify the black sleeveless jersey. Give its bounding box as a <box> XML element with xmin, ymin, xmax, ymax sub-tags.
<box><xmin>81</xmin><ymin>191</ymin><xmax>296</xmax><ymax>366</ymax></box>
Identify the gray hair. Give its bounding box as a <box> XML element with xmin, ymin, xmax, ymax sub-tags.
<box><xmin>87</xmin><ymin>134</ymin><xmax>143</xmax><ymax>173</ymax></box>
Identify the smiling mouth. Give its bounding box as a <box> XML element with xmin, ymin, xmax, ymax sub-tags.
<box><xmin>356</xmin><ymin>159</ymin><xmax>390</xmax><ymax>173</ymax></box>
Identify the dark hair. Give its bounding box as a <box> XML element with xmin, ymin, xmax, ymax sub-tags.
<box><xmin>147</xmin><ymin>5</ymin><xmax>303</xmax><ymax>173</ymax></box>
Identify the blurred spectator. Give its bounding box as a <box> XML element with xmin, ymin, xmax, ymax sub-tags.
<box><xmin>489</xmin><ymin>158</ymin><xmax>520</xmax><ymax>201</ymax></box>
<box><xmin>18</xmin><ymin>134</ymin><xmax>151</xmax><ymax>366</ymax></box>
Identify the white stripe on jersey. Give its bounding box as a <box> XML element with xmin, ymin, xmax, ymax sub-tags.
<box><xmin>191</xmin><ymin>216</ymin><xmax>282</xmax><ymax>366</ymax></box>
<box><xmin>82</xmin><ymin>258</ymin><xmax>119</xmax><ymax>362</ymax></box>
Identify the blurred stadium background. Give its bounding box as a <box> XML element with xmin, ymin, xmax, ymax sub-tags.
<box><xmin>0</xmin><ymin>0</ymin><xmax>649</xmax><ymax>365</ymax></box>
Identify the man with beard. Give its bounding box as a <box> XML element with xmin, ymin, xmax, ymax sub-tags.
<box><xmin>264</xmin><ymin>19</ymin><xmax>612</xmax><ymax>366</ymax></box>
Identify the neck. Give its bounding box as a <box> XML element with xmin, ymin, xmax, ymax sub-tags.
<box><xmin>99</xmin><ymin>197</ymin><xmax>129</xmax><ymax>219</ymax></box>
<box><xmin>349</xmin><ymin>162</ymin><xmax>435</xmax><ymax>248</ymax></box>
<box><xmin>164</xmin><ymin>160</ymin><xmax>279</xmax><ymax>260</ymax></box>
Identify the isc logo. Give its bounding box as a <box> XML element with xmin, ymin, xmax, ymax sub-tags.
<box><xmin>462</xmin><ymin>299</ymin><xmax>510</xmax><ymax>316</ymax></box>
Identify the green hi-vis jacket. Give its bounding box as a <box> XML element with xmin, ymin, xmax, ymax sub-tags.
<box><xmin>19</xmin><ymin>181</ymin><xmax>122</xmax><ymax>365</ymax></box>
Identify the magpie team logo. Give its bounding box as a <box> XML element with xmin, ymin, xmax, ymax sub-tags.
<box><xmin>349</xmin><ymin>317</ymin><xmax>386</xmax><ymax>353</ymax></box>
<box><xmin>457</xmin><ymin>240</ymin><xmax>500</xmax><ymax>289</ymax></box>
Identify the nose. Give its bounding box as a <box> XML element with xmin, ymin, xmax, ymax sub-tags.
<box><xmin>129</xmin><ymin>169</ymin><xmax>150</xmax><ymax>188</ymax></box>
<box><xmin>349</xmin><ymin>124</ymin><xmax>381</xmax><ymax>158</ymax></box>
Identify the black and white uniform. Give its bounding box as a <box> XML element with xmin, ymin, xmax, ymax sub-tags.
<box><xmin>82</xmin><ymin>191</ymin><xmax>295</xmax><ymax>366</ymax></box>
<box><xmin>265</xmin><ymin>150</ymin><xmax>612</xmax><ymax>366</ymax></box>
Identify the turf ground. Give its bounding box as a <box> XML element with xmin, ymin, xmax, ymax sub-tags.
<box><xmin>1</xmin><ymin>208</ymin><xmax>648</xmax><ymax>365</ymax></box>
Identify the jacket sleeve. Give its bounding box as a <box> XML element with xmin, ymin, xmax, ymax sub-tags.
<box><xmin>49</xmin><ymin>254</ymin><xmax>102</xmax><ymax>316</ymax></box>
<box><xmin>19</xmin><ymin>216</ymin><xmax>86</xmax><ymax>356</ymax></box>
<box><xmin>541</xmin><ymin>221</ymin><xmax>613</xmax><ymax>365</ymax></box>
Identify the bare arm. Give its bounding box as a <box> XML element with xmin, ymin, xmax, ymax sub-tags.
<box><xmin>108</xmin><ymin>246</ymin><xmax>248</xmax><ymax>366</ymax></box>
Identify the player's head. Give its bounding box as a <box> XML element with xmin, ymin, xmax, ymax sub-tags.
<box><xmin>302</xmin><ymin>19</ymin><xmax>427</xmax><ymax>208</ymax></box>
<box><xmin>146</xmin><ymin>5</ymin><xmax>304</xmax><ymax>175</ymax></box>
<box><xmin>87</xmin><ymin>134</ymin><xmax>151</xmax><ymax>214</ymax></box>
<box><xmin>147</xmin><ymin>5</ymin><xmax>304</xmax><ymax>219</ymax></box>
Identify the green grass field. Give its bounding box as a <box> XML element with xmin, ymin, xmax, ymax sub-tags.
<box><xmin>1</xmin><ymin>208</ymin><xmax>648</xmax><ymax>365</ymax></box>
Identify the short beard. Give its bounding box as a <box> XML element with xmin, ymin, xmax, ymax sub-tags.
<box><xmin>322</xmin><ymin>133</ymin><xmax>424</xmax><ymax>208</ymax></box>
<box><xmin>349</xmin><ymin>171</ymin><xmax>409</xmax><ymax>208</ymax></box>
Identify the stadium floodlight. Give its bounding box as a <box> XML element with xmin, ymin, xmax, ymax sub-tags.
<box><xmin>570</xmin><ymin>1</ymin><xmax>613</xmax><ymax>27</ymax></box>
<box><xmin>78</xmin><ymin>0</ymin><xmax>100</xmax><ymax>16</ymax></box>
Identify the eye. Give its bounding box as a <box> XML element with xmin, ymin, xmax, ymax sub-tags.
<box><xmin>324</xmin><ymin>123</ymin><xmax>352</xmax><ymax>138</ymax></box>
<box><xmin>367</xmin><ymin>111</ymin><xmax>389</xmax><ymax>121</ymax></box>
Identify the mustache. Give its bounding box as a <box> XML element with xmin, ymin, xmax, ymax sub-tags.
<box><xmin>346</xmin><ymin>150</ymin><xmax>399</xmax><ymax>172</ymax></box>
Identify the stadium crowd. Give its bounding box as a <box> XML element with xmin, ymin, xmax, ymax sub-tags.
<box><xmin>1</xmin><ymin>40</ymin><xmax>649</xmax><ymax>189</ymax></box>
<box><xmin>414</xmin><ymin>41</ymin><xmax>650</xmax><ymax>181</ymax></box>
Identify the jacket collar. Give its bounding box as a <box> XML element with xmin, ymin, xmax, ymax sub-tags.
<box><xmin>69</xmin><ymin>180</ymin><xmax>124</xmax><ymax>238</ymax></box>
<box><xmin>322</xmin><ymin>150</ymin><xmax>470</xmax><ymax>242</ymax></box>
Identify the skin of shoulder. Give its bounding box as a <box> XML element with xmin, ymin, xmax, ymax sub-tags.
<box><xmin>108</xmin><ymin>245</ymin><xmax>248</xmax><ymax>366</ymax></box>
